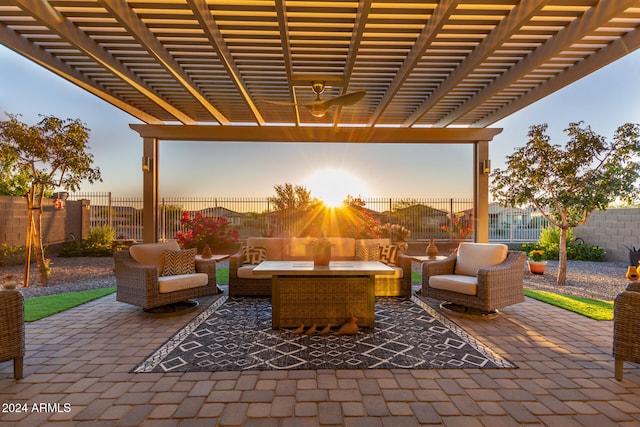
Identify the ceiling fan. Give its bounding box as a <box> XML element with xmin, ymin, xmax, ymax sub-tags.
<box><xmin>265</xmin><ymin>81</ymin><xmax>366</xmax><ymax>118</ymax></box>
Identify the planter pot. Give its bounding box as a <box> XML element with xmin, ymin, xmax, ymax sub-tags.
<box><xmin>528</xmin><ymin>260</ymin><xmax>547</xmax><ymax>275</ymax></box>
<box><xmin>313</xmin><ymin>246</ymin><xmax>331</xmax><ymax>266</ymax></box>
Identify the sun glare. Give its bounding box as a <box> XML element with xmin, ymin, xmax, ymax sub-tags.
<box><xmin>305</xmin><ymin>169</ymin><xmax>367</xmax><ymax>207</ymax></box>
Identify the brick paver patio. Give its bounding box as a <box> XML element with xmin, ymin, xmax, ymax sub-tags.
<box><xmin>1</xmin><ymin>291</ymin><xmax>639</xmax><ymax>426</ymax></box>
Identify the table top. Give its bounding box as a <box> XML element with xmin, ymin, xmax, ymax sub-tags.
<box><xmin>409</xmin><ymin>255</ymin><xmax>448</xmax><ymax>262</ymax></box>
<box><xmin>253</xmin><ymin>260</ymin><xmax>395</xmax><ymax>276</ymax></box>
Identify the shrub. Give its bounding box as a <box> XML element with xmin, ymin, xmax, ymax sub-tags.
<box><xmin>58</xmin><ymin>226</ymin><xmax>116</xmax><ymax>257</ymax></box>
<box><xmin>520</xmin><ymin>225</ymin><xmax>605</xmax><ymax>262</ymax></box>
<box><xmin>175</xmin><ymin>212</ymin><xmax>239</xmax><ymax>251</ymax></box>
<box><xmin>0</xmin><ymin>244</ymin><xmax>31</xmax><ymax>266</ymax></box>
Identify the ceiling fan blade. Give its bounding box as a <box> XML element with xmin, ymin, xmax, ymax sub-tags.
<box><xmin>323</xmin><ymin>90</ymin><xmax>366</xmax><ymax>107</ymax></box>
<box><xmin>262</xmin><ymin>100</ymin><xmax>298</xmax><ymax>107</ymax></box>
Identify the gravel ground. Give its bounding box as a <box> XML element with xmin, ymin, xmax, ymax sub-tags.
<box><xmin>0</xmin><ymin>256</ymin><xmax>633</xmax><ymax>301</ymax></box>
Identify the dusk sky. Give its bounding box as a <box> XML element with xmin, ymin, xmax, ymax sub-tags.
<box><xmin>1</xmin><ymin>44</ymin><xmax>639</xmax><ymax>202</ymax></box>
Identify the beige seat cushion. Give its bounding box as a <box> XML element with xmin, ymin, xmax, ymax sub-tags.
<box><xmin>157</xmin><ymin>273</ymin><xmax>208</xmax><ymax>293</ymax></box>
<box><xmin>237</xmin><ymin>265</ymin><xmax>272</xmax><ymax>279</ymax></box>
<box><xmin>455</xmin><ymin>243</ymin><xmax>508</xmax><ymax>277</ymax></box>
<box><xmin>129</xmin><ymin>240</ymin><xmax>180</xmax><ymax>272</ymax></box>
<box><xmin>429</xmin><ymin>274</ymin><xmax>478</xmax><ymax>296</ymax></box>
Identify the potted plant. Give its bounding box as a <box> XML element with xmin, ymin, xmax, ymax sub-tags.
<box><xmin>311</xmin><ymin>236</ymin><xmax>332</xmax><ymax>266</ymax></box>
<box><xmin>527</xmin><ymin>249</ymin><xmax>547</xmax><ymax>274</ymax></box>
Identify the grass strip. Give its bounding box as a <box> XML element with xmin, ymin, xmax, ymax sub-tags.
<box><xmin>24</xmin><ymin>287</ymin><xmax>116</xmax><ymax>322</ymax></box>
<box><xmin>524</xmin><ymin>289</ymin><xmax>613</xmax><ymax>321</ymax></box>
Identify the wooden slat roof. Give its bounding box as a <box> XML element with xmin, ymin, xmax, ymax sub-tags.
<box><xmin>2</xmin><ymin>0</ymin><xmax>639</xmax><ymax>128</ymax></box>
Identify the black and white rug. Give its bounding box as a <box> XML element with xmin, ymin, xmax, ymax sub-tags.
<box><xmin>134</xmin><ymin>296</ymin><xmax>516</xmax><ymax>372</ymax></box>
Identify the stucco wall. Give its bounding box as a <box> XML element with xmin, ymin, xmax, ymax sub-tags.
<box><xmin>0</xmin><ymin>195</ymin><xmax>91</xmax><ymax>247</ymax></box>
<box><xmin>574</xmin><ymin>207</ymin><xmax>640</xmax><ymax>263</ymax></box>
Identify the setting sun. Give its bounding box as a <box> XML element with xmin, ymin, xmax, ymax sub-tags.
<box><xmin>305</xmin><ymin>169</ymin><xmax>368</xmax><ymax>207</ymax></box>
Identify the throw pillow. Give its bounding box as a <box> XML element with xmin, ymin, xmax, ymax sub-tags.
<box><xmin>355</xmin><ymin>245</ymin><xmax>369</xmax><ymax>261</ymax></box>
<box><xmin>161</xmin><ymin>248</ymin><xmax>197</xmax><ymax>276</ymax></box>
<box><xmin>367</xmin><ymin>244</ymin><xmax>381</xmax><ymax>261</ymax></box>
<box><xmin>378</xmin><ymin>244</ymin><xmax>398</xmax><ymax>266</ymax></box>
<box><xmin>241</xmin><ymin>246</ymin><xmax>267</xmax><ymax>265</ymax></box>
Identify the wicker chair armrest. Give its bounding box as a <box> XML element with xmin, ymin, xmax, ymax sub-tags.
<box><xmin>476</xmin><ymin>251</ymin><xmax>526</xmax><ymax>295</ymax></box>
<box><xmin>195</xmin><ymin>258</ymin><xmax>216</xmax><ymax>278</ymax></box>
<box><xmin>229</xmin><ymin>253</ymin><xmax>243</xmax><ymax>279</ymax></box>
<box><xmin>0</xmin><ymin>290</ymin><xmax>25</xmax><ymax>362</ymax></box>
<box><xmin>396</xmin><ymin>253</ymin><xmax>412</xmax><ymax>272</ymax></box>
<box><xmin>113</xmin><ymin>251</ymin><xmax>161</xmax><ymax>295</ymax></box>
<box><xmin>625</xmin><ymin>282</ymin><xmax>640</xmax><ymax>292</ymax></box>
<box><xmin>422</xmin><ymin>252</ymin><xmax>457</xmax><ymax>281</ymax></box>
<box><xmin>614</xmin><ymin>291</ymin><xmax>640</xmax><ymax>358</ymax></box>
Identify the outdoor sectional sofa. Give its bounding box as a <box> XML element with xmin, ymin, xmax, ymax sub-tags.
<box><xmin>229</xmin><ymin>237</ymin><xmax>412</xmax><ymax>297</ymax></box>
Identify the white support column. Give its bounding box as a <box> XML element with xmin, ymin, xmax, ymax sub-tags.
<box><xmin>142</xmin><ymin>137</ymin><xmax>159</xmax><ymax>243</ymax></box>
<box><xmin>474</xmin><ymin>140</ymin><xmax>490</xmax><ymax>243</ymax></box>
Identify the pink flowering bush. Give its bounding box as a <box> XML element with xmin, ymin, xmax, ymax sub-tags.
<box><xmin>174</xmin><ymin>212</ymin><xmax>239</xmax><ymax>250</ymax></box>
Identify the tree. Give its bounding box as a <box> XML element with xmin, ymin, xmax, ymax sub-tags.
<box><xmin>0</xmin><ymin>114</ymin><xmax>102</xmax><ymax>286</ymax></box>
<box><xmin>491</xmin><ymin>122</ymin><xmax>640</xmax><ymax>285</ymax></box>
<box><xmin>268</xmin><ymin>183</ymin><xmax>315</xmax><ymax>236</ymax></box>
<box><xmin>269</xmin><ymin>183</ymin><xmax>312</xmax><ymax>211</ymax></box>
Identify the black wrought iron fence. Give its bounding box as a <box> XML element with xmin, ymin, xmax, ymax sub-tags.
<box><xmin>68</xmin><ymin>192</ymin><xmax>546</xmax><ymax>243</ymax></box>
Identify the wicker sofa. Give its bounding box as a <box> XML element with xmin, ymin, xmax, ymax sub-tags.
<box><xmin>114</xmin><ymin>240</ymin><xmax>219</xmax><ymax>311</ymax></box>
<box><xmin>229</xmin><ymin>237</ymin><xmax>412</xmax><ymax>297</ymax></box>
<box><xmin>421</xmin><ymin>242</ymin><xmax>525</xmax><ymax>314</ymax></box>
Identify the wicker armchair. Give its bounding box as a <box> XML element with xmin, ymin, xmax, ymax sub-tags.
<box><xmin>0</xmin><ymin>289</ymin><xmax>25</xmax><ymax>379</ymax></box>
<box><xmin>421</xmin><ymin>243</ymin><xmax>525</xmax><ymax>315</ymax></box>
<box><xmin>114</xmin><ymin>240</ymin><xmax>219</xmax><ymax>311</ymax></box>
<box><xmin>613</xmin><ymin>282</ymin><xmax>640</xmax><ymax>380</ymax></box>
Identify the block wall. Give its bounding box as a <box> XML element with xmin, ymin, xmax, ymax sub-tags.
<box><xmin>0</xmin><ymin>196</ymin><xmax>91</xmax><ymax>248</ymax></box>
<box><xmin>574</xmin><ymin>208</ymin><xmax>640</xmax><ymax>263</ymax></box>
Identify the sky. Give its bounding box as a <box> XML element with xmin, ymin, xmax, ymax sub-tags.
<box><xmin>1</xmin><ymin>44</ymin><xmax>640</xmax><ymax>202</ymax></box>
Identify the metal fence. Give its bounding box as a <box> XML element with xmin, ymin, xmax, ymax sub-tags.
<box><xmin>68</xmin><ymin>192</ymin><xmax>547</xmax><ymax>243</ymax></box>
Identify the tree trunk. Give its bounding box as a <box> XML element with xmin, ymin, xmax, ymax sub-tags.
<box><xmin>23</xmin><ymin>186</ymin><xmax>35</xmax><ymax>287</ymax></box>
<box><xmin>557</xmin><ymin>227</ymin><xmax>568</xmax><ymax>286</ymax></box>
<box><xmin>32</xmin><ymin>187</ymin><xmax>48</xmax><ymax>285</ymax></box>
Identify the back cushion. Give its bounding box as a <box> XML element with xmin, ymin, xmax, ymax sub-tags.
<box><xmin>130</xmin><ymin>240</ymin><xmax>181</xmax><ymax>272</ymax></box>
<box><xmin>455</xmin><ymin>243</ymin><xmax>508</xmax><ymax>277</ymax></box>
<box><xmin>246</xmin><ymin>238</ymin><xmax>284</xmax><ymax>260</ymax></box>
<box><xmin>327</xmin><ymin>238</ymin><xmax>355</xmax><ymax>258</ymax></box>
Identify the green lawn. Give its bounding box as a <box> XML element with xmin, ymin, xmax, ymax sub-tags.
<box><xmin>24</xmin><ymin>287</ymin><xmax>116</xmax><ymax>322</ymax></box>
<box><xmin>524</xmin><ymin>289</ymin><xmax>613</xmax><ymax>321</ymax></box>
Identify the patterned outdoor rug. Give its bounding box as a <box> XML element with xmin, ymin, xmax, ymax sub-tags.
<box><xmin>133</xmin><ymin>296</ymin><xmax>516</xmax><ymax>372</ymax></box>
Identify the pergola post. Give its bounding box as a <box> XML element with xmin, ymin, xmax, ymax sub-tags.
<box><xmin>474</xmin><ymin>140</ymin><xmax>490</xmax><ymax>243</ymax></box>
<box><xmin>142</xmin><ymin>137</ymin><xmax>159</xmax><ymax>243</ymax></box>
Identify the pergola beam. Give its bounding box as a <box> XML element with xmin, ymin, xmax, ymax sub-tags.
<box><xmin>129</xmin><ymin>124</ymin><xmax>502</xmax><ymax>144</ymax></box>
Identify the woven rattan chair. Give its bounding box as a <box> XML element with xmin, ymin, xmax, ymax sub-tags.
<box><xmin>421</xmin><ymin>243</ymin><xmax>525</xmax><ymax>316</ymax></box>
<box><xmin>114</xmin><ymin>241</ymin><xmax>219</xmax><ymax>312</ymax></box>
<box><xmin>613</xmin><ymin>282</ymin><xmax>640</xmax><ymax>380</ymax></box>
<box><xmin>0</xmin><ymin>289</ymin><xmax>25</xmax><ymax>379</ymax></box>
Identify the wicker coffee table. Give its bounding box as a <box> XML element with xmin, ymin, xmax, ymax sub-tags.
<box><xmin>253</xmin><ymin>261</ymin><xmax>394</xmax><ymax>329</ymax></box>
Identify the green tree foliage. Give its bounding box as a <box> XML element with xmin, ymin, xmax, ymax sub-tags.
<box><xmin>0</xmin><ymin>114</ymin><xmax>102</xmax><ymax>285</ymax></box>
<box><xmin>269</xmin><ymin>182</ymin><xmax>313</xmax><ymax>211</ymax></box>
<box><xmin>491</xmin><ymin>122</ymin><xmax>640</xmax><ymax>285</ymax></box>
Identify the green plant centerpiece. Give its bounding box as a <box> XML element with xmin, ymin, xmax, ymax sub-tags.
<box><xmin>310</xmin><ymin>236</ymin><xmax>332</xmax><ymax>266</ymax></box>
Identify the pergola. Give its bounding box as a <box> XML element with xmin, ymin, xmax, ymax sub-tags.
<box><xmin>2</xmin><ymin>1</ymin><xmax>639</xmax><ymax>242</ymax></box>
